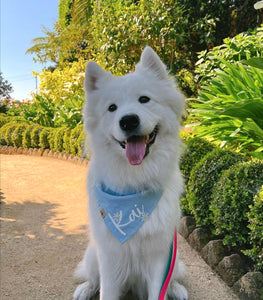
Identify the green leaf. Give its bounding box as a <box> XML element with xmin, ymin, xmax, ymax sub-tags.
<box><xmin>243</xmin><ymin>57</ymin><xmax>263</xmax><ymax>70</ymax></box>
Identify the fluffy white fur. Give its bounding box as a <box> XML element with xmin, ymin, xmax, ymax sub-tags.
<box><xmin>73</xmin><ymin>47</ymin><xmax>188</xmax><ymax>300</ymax></box>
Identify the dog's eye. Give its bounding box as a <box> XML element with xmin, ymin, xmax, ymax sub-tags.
<box><xmin>108</xmin><ymin>104</ymin><xmax>117</xmax><ymax>112</ymax></box>
<box><xmin>139</xmin><ymin>96</ymin><xmax>150</xmax><ymax>104</ymax></box>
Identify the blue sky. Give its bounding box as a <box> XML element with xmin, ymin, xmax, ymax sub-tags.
<box><xmin>1</xmin><ymin>0</ymin><xmax>59</xmax><ymax>100</ymax></box>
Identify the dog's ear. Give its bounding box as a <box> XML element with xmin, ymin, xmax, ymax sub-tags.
<box><xmin>85</xmin><ymin>61</ymin><xmax>112</xmax><ymax>93</ymax></box>
<box><xmin>136</xmin><ymin>46</ymin><xmax>169</xmax><ymax>80</ymax></box>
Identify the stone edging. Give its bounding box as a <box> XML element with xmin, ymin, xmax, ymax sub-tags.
<box><xmin>179</xmin><ymin>216</ymin><xmax>263</xmax><ymax>300</ymax></box>
<box><xmin>0</xmin><ymin>146</ymin><xmax>89</xmax><ymax>167</ymax></box>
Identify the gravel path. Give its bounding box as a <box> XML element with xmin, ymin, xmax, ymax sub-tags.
<box><xmin>0</xmin><ymin>154</ymin><xmax>239</xmax><ymax>300</ymax></box>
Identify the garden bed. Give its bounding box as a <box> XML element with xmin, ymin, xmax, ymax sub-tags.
<box><xmin>179</xmin><ymin>216</ymin><xmax>263</xmax><ymax>299</ymax></box>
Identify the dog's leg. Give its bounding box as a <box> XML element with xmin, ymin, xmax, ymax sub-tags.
<box><xmin>167</xmin><ymin>259</ymin><xmax>188</xmax><ymax>300</ymax></box>
<box><xmin>146</xmin><ymin>258</ymin><xmax>168</xmax><ymax>300</ymax></box>
<box><xmin>73</xmin><ymin>244</ymin><xmax>99</xmax><ymax>300</ymax></box>
<box><xmin>99</xmin><ymin>255</ymin><xmax>122</xmax><ymax>300</ymax></box>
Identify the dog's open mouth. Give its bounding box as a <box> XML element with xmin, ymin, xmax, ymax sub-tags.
<box><xmin>118</xmin><ymin>126</ymin><xmax>158</xmax><ymax>166</ymax></box>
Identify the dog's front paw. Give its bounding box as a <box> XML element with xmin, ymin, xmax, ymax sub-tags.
<box><xmin>167</xmin><ymin>281</ymin><xmax>188</xmax><ymax>300</ymax></box>
<box><xmin>73</xmin><ymin>281</ymin><xmax>97</xmax><ymax>300</ymax></box>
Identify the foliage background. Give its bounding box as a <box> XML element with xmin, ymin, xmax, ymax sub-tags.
<box><xmin>27</xmin><ymin>0</ymin><xmax>260</xmax><ymax>99</ymax></box>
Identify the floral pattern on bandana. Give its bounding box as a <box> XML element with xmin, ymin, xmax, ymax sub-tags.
<box><xmin>94</xmin><ymin>184</ymin><xmax>163</xmax><ymax>243</ymax></box>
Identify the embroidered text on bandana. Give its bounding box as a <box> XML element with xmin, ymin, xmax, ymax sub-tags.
<box><xmin>94</xmin><ymin>184</ymin><xmax>163</xmax><ymax>243</ymax></box>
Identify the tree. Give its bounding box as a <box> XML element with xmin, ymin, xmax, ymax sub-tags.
<box><xmin>26</xmin><ymin>22</ymin><xmax>90</xmax><ymax>66</ymax></box>
<box><xmin>0</xmin><ymin>72</ymin><xmax>13</xmax><ymax>99</ymax></box>
<box><xmin>180</xmin><ymin>0</ymin><xmax>258</xmax><ymax>47</ymax></box>
<box><xmin>58</xmin><ymin>0</ymin><xmax>75</xmax><ymax>27</ymax></box>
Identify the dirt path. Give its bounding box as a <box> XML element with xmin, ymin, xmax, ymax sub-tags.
<box><xmin>0</xmin><ymin>155</ymin><xmax>239</xmax><ymax>300</ymax></box>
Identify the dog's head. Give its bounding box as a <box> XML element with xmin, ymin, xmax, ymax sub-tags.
<box><xmin>84</xmin><ymin>47</ymin><xmax>184</xmax><ymax>169</ymax></box>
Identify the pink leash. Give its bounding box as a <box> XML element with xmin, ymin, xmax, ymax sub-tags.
<box><xmin>158</xmin><ymin>229</ymin><xmax>177</xmax><ymax>300</ymax></box>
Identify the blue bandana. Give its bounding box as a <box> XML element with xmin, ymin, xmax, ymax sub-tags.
<box><xmin>94</xmin><ymin>184</ymin><xmax>163</xmax><ymax>243</ymax></box>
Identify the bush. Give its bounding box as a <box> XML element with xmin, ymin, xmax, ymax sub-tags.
<box><xmin>179</xmin><ymin>130</ymin><xmax>194</xmax><ymax>143</ymax></box>
<box><xmin>37</xmin><ymin>61</ymin><xmax>86</xmax><ymax>104</ymax></box>
<box><xmin>48</xmin><ymin>128</ymin><xmax>56</xmax><ymax>150</ymax></box>
<box><xmin>4</xmin><ymin>123</ymin><xmax>18</xmax><ymax>146</ymax></box>
<box><xmin>243</xmin><ymin>186</ymin><xmax>263</xmax><ymax>271</ymax></box>
<box><xmin>186</xmin><ymin>149</ymin><xmax>246</xmax><ymax>226</ymax></box>
<box><xmin>0</xmin><ymin>115</ymin><xmax>12</xmax><ymax>128</ymax></box>
<box><xmin>54</xmin><ymin>127</ymin><xmax>66</xmax><ymax>152</ymax></box>
<box><xmin>77</xmin><ymin>129</ymin><xmax>85</xmax><ymax>157</ymax></box>
<box><xmin>211</xmin><ymin>160</ymin><xmax>263</xmax><ymax>249</ymax></box>
<box><xmin>30</xmin><ymin>126</ymin><xmax>43</xmax><ymax>148</ymax></box>
<box><xmin>190</xmin><ymin>60</ymin><xmax>263</xmax><ymax>159</ymax></box>
<box><xmin>22</xmin><ymin>125</ymin><xmax>37</xmax><ymax>148</ymax></box>
<box><xmin>181</xmin><ymin>0</ymin><xmax>258</xmax><ymax>48</ymax></box>
<box><xmin>63</xmin><ymin>128</ymin><xmax>72</xmax><ymax>154</ymax></box>
<box><xmin>180</xmin><ymin>137</ymin><xmax>215</xmax><ymax>185</ymax></box>
<box><xmin>176</xmin><ymin>69</ymin><xmax>197</xmax><ymax>97</ymax></box>
<box><xmin>70</xmin><ymin>125</ymin><xmax>84</xmax><ymax>156</ymax></box>
<box><xmin>0</xmin><ymin>123</ymin><xmax>12</xmax><ymax>145</ymax></box>
<box><xmin>11</xmin><ymin>124</ymin><xmax>28</xmax><ymax>147</ymax></box>
<box><xmin>195</xmin><ymin>26</ymin><xmax>263</xmax><ymax>82</ymax></box>
<box><xmin>39</xmin><ymin>127</ymin><xmax>52</xmax><ymax>149</ymax></box>
<box><xmin>180</xmin><ymin>137</ymin><xmax>215</xmax><ymax>215</ymax></box>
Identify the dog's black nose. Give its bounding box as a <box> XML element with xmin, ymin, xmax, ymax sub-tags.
<box><xmin>119</xmin><ymin>114</ymin><xmax>140</xmax><ymax>132</ymax></box>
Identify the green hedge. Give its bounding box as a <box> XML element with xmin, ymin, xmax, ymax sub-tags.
<box><xmin>12</xmin><ymin>124</ymin><xmax>29</xmax><ymax>147</ymax></box>
<box><xmin>243</xmin><ymin>186</ymin><xmax>263</xmax><ymax>272</ymax></box>
<box><xmin>63</xmin><ymin>128</ymin><xmax>72</xmax><ymax>154</ymax></box>
<box><xmin>23</xmin><ymin>125</ymin><xmax>38</xmax><ymax>148</ymax></box>
<box><xmin>39</xmin><ymin>127</ymin><xmax>52</xmax><ymax>149</ymax></box>
<box><xmin>0</xmin><ymin>115</ymin><xmax>13</xmax><ymax>128</ymax></box>
<box><xmin>185</xmin><ymin>148</ymin><xmax>246</xmax><ymax>226</ymax></box>
<box><xmin>211</xmin><ymin>160</ymin><xmax>263</xmax><ymax>248</ymax></box>
<box><xmin>4</xmin><ymin>123</ymin><xmax>17</xmax><ymax>146</ymax></box>
<box><xmin>30</xmin><ymin>126</ymin><xmax>43</xmax><ymax>148</ymax></box>
<box><xmin>0</xmin><ymin>122</ymin><xmax>85</xmax><ymax>157</ymax></box>
<box><xmin>180</xmin><ymin>137</ymin><xmax>215</xmax><ymax>185</ymax></box>
<box><xmin>180</xmin><ymin>136</ymin><xmax>215</xmax><ymax>214</ymax></box>
<box><xmin>0</xmin><ymin>123</ymin><xmax>10</xmax><ymax>145</ymax></box>
<box><xmin>70</xmin><ymin>125</ymin><xmax>84</xmax><ymax>156</ymax></box>
<box><xmin>54</xmin><ymin>127</ymin><xmax>66</xmax><ymax>152</ymax></box>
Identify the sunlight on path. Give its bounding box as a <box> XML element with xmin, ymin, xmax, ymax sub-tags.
<box><xmin>1</xmin><ymin>154</ymin><xmax>88</xmax><ymax>235</ymax></box>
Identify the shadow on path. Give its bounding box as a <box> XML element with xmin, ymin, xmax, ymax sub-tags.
<box><xmin>0</xmin><ymin>199</ymin><xmax>88</xmax><ymax>300</ymax></box>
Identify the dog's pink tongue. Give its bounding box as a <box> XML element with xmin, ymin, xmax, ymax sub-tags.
<box><xmin>126</xmin><ymin>136</ymin><xmax>146</xmax><ymax>165</ymax></box>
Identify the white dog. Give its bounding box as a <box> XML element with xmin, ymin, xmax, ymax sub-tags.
<box><xmin>73</xmin><ymin>47</ymin><xmax>188</xmax><ymax>300</ymax></box>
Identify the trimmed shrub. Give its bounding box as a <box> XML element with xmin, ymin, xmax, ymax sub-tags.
<box><xmin>180</xmin><ymin>137</ymin><xmax>215</xmax><ymax>185</ymax></box>
<box><xmin>39</xmin><ymin>127</ymin><xmax>51</xmax><ymax>149</ymax></box>
<box><xmin>186</xmin><ymin>149</ymin><xmax>246</xmax><ymax>226</ymax></box>
<box><xmin>63</xmin><ymin>128</ymin><xmax>72</xmax><ymax>154</ymax></box>
<box><xmin>211</xmin><ymin>160</ymin><xmax>263</xmax><ymax>248</ymax></box>
<box><xmin>0</xmin><ymin>123</ymin><xmax>11</xmax><ymax>145</ymax></box>
<box><xmin>22</xmin><ymin>125</ymin><xmax>38</xmax><ymax>148</ymax></box>
<box><xmin>70</xmin><ymin>125</ymin><xmax>84</xmax><ymax>156</ymax></box>
<box><xmin>243</xmin><ymin>186</ymin><xmax>263</xmax><ymax>272</ymax></box>
<box><xmin>77</xmin><ymin>129</ymin><xmax>85</xmax><ymax>157</ymax></box>
<box><xmin>11</xmin><ymin>124</ymin><xmax>28</xmax><ymax>147</ymax></box>
<box><xmin>180</xmin><ymin>137</ymin><xmax>215</xmax><ymax>215</ymax></box>
<box><xmin>4</xmin><ymin>123</ymin><xmax>17</xmax><ymax>146</ymax></box>
<box><xmin>48</xmin><ymin>128</ymin><xmax>56</xmax><ymax>150</ymax></box>
<box><xmin>54</xmin><ymin>127</ymin><xmax>66</xmax><ymax>152</ymax></box>
<box><xmin>30</xmin><ymin>126</ymin><xmax>43</xmax><ymax>148</ymax></box>
<box><xmin>0</xmin><ymin>115</ymin><xmax>12</xmax><ymax>128</ymax></box>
